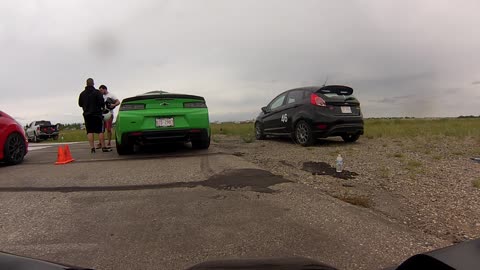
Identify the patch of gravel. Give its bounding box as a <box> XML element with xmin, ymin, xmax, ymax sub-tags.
<box><xmin>213</xmin><ymin>135</ymin><xmax>480</xmax><ymax>244</ymax></box>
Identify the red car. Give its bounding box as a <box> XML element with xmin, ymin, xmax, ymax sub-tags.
<box><xmin>0</xmin><ymin>111</ymin><xmax>28</xmax><ymax>165</ymax></box>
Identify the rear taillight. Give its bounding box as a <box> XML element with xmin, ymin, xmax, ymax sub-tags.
<box><xmin>310</xmin><ymin>93</ymin><xmax>326</xmax><ymax>107</ymax></box>
<box><xmin>317</xmin><ymin>124</ymin><xmax>328</xmax><ymax>129</ymax></box>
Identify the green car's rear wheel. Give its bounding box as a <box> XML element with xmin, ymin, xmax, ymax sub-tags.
<box><xmin>116</xmin><ymin>139</ymin><xmax>133</xmax><ymax>155</ymax></box>
<box><xmin>192</xmin><ymin>136</ymin><xmax>210</xmax><ymax>149</ymax></box>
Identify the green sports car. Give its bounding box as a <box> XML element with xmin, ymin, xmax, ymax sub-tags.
<box><xmin>115</xmin><ymin>91</ymin><xmax>211</xmax><ymax>154</ymax></box>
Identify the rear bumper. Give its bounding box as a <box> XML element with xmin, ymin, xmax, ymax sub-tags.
<box><xmin>312</xmin><ymin>121</ymin><xmax>364</xmax><ymax>138</ymax></box>
<box><xmin>37</xmin><ymin>132</ymin><xmax>58</xmax><ymax>138</ymax></box>
<box><xmin>120</xmin><ymin>128</ymin><xmax>209</xmax><ymax>145</ymax></box>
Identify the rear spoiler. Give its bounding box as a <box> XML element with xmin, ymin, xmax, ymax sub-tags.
<box><xmin>123</xmin><ymin>93</ymin><xmax>205</xmax><ymax>103</ymax></box>
<box><xmin>317</xmin><ymin>85</ymin><xmax>353</xmax><ymax>96</ymax></box>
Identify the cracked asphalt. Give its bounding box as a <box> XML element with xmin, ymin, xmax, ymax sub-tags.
<box><xmin>0</xmin><ymin>142</ymin><xmax>448</xmax><ymax>270</ymax></box>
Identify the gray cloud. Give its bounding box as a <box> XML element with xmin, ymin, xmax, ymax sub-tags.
<box><xmin>1</xmin><ymin>0</ymin><xmax>480</xmax><ymax>123</ymax></box>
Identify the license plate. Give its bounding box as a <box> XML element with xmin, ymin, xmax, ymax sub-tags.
<box><xmin>341</xmin><ymin>106</ymin><xmax>352</xmax><ymax>113</ymax></box>
<box><xmin>156</xmin><ymin>118</ymin><xmax>174</xmax><ymax>127</ymax></box>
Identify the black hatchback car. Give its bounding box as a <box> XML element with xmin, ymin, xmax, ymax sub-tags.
<box><xmin>255</xmin><ymin>85</ymin><xmax>364</xmax><ymax>146</ymax></box>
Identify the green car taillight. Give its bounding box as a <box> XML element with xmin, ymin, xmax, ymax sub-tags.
<box><xmin>183</xmin><ymin>102</ymin><xmax>207</xmax><ymax>108</ymax></box>
<box><xmin>120</xmin><ymin>103</ymin><xmax>146</xmax><ymax>111</ymax></box>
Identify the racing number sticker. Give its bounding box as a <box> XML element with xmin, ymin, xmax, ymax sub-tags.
<box><xmin>281</xmin><ymin>113</ymin><xmax>288</xmax><ymax>123</ymax></box>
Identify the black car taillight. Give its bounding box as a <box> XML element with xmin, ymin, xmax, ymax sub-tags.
<box><xmin>184</xmin><ymin>102</ymin><xmax>207</xmax><ymax>108</ymax></box>
<box><xmin>120</xmin><ymin>103</ymin><xmax>146</xmax><ymax>111</ymax></box>
<box><xmin>310</xmin><ymin>93</ymin><xmax>326</xmax><ymax>107</ymax></box>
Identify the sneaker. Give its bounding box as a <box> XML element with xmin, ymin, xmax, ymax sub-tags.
<box><xmin>95</xmin><ymin>144</ymin><xmax>102</xmax><ymax>149</ymax></box>
<box><xmin>102</xmin><ymin>147</ymin><xmax>112</xmax><ymax>152</ymax></box>
<box><xmin>91</xmin><ymin>148</ymin><xmax>96</xmax><ymax>153</ymax></box>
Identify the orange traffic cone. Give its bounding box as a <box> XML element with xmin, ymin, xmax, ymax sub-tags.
<box><xmin>55</xmin><ymin>145</ymin><xmax>75</xmax><ymax>165</ymax></box>
<box><xmin>63</xmin><ymin>144</ymin><xmax>75</xmax><ymax>164</ymax></box>
<box><xmin>55</xmin><ymin>146</ymin><xmax>66</xmax><ymax>165</ymax></box>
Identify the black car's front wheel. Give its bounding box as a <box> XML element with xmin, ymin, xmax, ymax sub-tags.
<box><xmin>255</xmin><ymin>122</ymin><xmax>266</xmax><ymax>140</ymax></box>
<box><xmin>342</xmin><ymin>134</ymin><xmax>360</xmax><ymax>143</ymax></box>
<box><xmin>295</xmin><ymin>120</ymin><xmax>315</xmax><ymax>146</ymax></box>
<box><xmin>3</xmin><ymin>132</ymin><xmax>26</xmax><ymax>165</ymax></box>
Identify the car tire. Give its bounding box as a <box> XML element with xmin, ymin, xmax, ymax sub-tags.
<box><xmin>116</xmin><ymin>139</ymin><xmax>133</xmax><ymax>155</ymax></box>
<box><xmin>192</xmin><ymin>136</ymin><xmax>210</xmax><ymax>150</ymax></box>
<box><xmin>3</xmin><ymin>132</ymin><xmax>26</xmax><ymax>165</ymax></box>
<box><xmin>255</xmin><ymin>122</ymin><xmax>266</xmax><ymax>140</ymax></box>
<box><xmin>53</xmin><ymin>135</ymin><xmax>59</xmax><ymax>140</ymax></box>
<box><xmin>294</xmin><ymin>120</ymin><xmax>315</xmax><ymax>147</ymax></box>
<box><xmin>342</xmin><ymin>134</ymin><xmax>360</xmax><ymax>143</ymax></box>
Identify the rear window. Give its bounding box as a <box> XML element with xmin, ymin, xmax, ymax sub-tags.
<box><xmin>37</xmin><ymin>121</ymin><xmax>51</xmax><ymax>126</ymax></box>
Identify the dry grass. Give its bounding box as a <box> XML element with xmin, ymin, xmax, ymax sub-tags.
<box><xmin>473</xmin><ymin>179</ymin><xmax>480</xmax><ymax>189</ymax></box>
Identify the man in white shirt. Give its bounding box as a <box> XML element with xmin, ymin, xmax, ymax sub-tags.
<box><xmin>98</xmin><ymin>85</ymin><xmax>120</xmax><ymax>148</ymax></box>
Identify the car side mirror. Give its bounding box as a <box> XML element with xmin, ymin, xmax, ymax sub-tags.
<box><xmin>261</xmin><ymin>106</ymin><xmax>268</xmax><ymax>113</ymax></box>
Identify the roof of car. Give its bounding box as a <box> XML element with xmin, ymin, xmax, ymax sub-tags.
<box><xmin>287</xmin><ymin>85</ymin><xmax>354</xmax><ymax>96</ymax></box>
<box><xmin>123</xmin><ymin>91</ymin><xmax>205</xmax><ymax>103</ymax></box>
<box><xmin>289</xmin><ymin>85</ymin><xmax>353</xmax><ymax>92</ymax></box>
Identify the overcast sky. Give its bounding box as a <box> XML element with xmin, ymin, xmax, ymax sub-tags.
<box><xmin>1</xmin><ymin>0</ymin><xmax>479</xmax><ymax>124</ymax></box>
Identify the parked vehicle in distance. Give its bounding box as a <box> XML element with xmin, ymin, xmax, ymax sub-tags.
<box><xmin>25</xmin><ymin>120</ymin><xmax>59</xmax><ymax>142</ymax></box>
<box><xmin>0</xmin><ymin>110</ymin><xmax>28</xmax><ymax>165</ymax></box>
<box><xmin>115</xmin><ymin>91</ymin><xmax>211</xmax><ymax>155</ymax></box>
<box><xmin>255</xmin><ymin>85</ymin><xmax>364</xmax><ymax>146</ymax></box>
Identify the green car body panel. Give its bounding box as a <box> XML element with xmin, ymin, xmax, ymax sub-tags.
<box><xmin>115</xmin><ymin>91</ymin><xmax>210</xmax><ymax>154</ymax></box>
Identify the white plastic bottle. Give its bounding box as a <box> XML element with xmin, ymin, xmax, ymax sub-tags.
<box><xmin>336</xmin><ymin>154</ymin><xmax>343</xmax><ymax>173</ymax></box>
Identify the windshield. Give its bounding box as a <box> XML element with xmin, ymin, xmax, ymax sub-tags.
<box><xmin>1</xmin><ymin>2</ymin><xmax>478</xmax><ymax>270</ymax></box>
<box><xmin>36</xmin><ymin>121</ymin><xmax>52</xmax><ymax>126</ymax></box>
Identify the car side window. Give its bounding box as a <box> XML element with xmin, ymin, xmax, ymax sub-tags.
<box><xmin>303</xmin><ymin>90</ymin><xmax>312</xmax><ymax>100</ymax></box>
<box><xmin>269</xmin><ymin>93</ymin><xmax>287</xmax><ymax>110</ymax></box>
<box><xmin>287</xmin><ymin>90</ymin><xmax>304</xmax><ymax>104</ymax></box>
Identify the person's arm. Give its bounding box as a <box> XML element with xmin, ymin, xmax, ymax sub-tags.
<box><xmin>78</xmin><ymin>92</ymin><xmax>83</xmax><ymax>108</ymax></box>
<box><xmin>97</xmin><ymin>92</ymin><xmax>105</xmax><ymax>110</ymax></box>
<box><xmin>111</xmin><ymin>93</ymin><xmax>120</xmax><ymax>108</ymax></box>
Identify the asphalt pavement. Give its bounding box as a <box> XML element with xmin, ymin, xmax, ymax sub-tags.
<box><xmin>0</xmin><ymin>141</ymin><xmax>445</xmax><ymax>270</ymax></box>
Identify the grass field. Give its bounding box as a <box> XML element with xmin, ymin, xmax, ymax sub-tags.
<box><xmin>53</xmin><ymin>118</ymin><xmax>480</xmax><ymax>142</ymax></box>
<box><xmin>56</xmin><ymin>129</ymin><xmax>116</xmax><ymax>143</ymax></box>
<box><xmin>213</xmin><ymin>118</ymin><xmax>480</xmax><ymax>139</ymax></box>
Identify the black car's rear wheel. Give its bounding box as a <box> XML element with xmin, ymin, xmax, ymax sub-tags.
<box><xmin>342</xmin><ymin>134</ymin><xmax>360</xmax><ymax>143</ymax></box>
<box><xmin>295</xmin><ymin>120</ymin><xmax>315</xmax><ymax>146</ymax></box>
<box><xmin>192</xmin><ymin>136</ymin><xmax>211</xmax><ymax>149</ymax></box>
<box><xmin>3</xmin><ymin>133</ymin><xmax>26</xmax><ymax>165</ymax></box>
<box><xmin>255</xmin><ymin>122</ymin><xmax>266</xmax><ymax>140</ymax></box>
<box><xmin>116</xmin><ymin>139</ymin><xmax>133</xmax><ymax>155</ymax></box>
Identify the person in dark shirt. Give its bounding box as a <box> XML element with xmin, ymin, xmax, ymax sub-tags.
<box><xmin>78</xmin><ymin>78</ymin><xmax>112</xmax><ymax>153</ymax></box>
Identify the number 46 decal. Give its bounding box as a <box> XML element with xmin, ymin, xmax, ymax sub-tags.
<box><xmin>281</xmin><ymin>114</ymin><xmax>288</xmax><ymax>123</ymax></box>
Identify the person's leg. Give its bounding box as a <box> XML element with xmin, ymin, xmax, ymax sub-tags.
<box><xmin>97</xmin><ymin>120</ymin><xmax>107</xmax><ymax>148</ymax></box>
<box><xmin>105</xmin><ymin>117</ymin><xmax>113</xmax><ymax>147</ymax></box>
<box><xmin>87</xmin><ymin>133</ymin><xmax>94</xmax><ymax>148</ymax></box>
<box><xmin>84</xmin><ymin>115</ymin><xmax>96</xmax><ymax>153</ymax></box>
<box><xmin>93</xmin><ymin>115</ymin><xmax>111</xmax><ymax>152</ymax></box>
<box><xmin>99</xmin><ymin>133</ymin><xmax>105</xmax><ymax>148</ymax></box>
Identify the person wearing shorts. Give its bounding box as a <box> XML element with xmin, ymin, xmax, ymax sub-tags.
<box><xmin>97</xmin><ymin>84</ymin><xmax>120</xmax><ymax>148</ymax></box>
<box><xmin>78</xmin><ymin>78</ymin><xmax>112</xmax><ymax>153</ymax></box>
